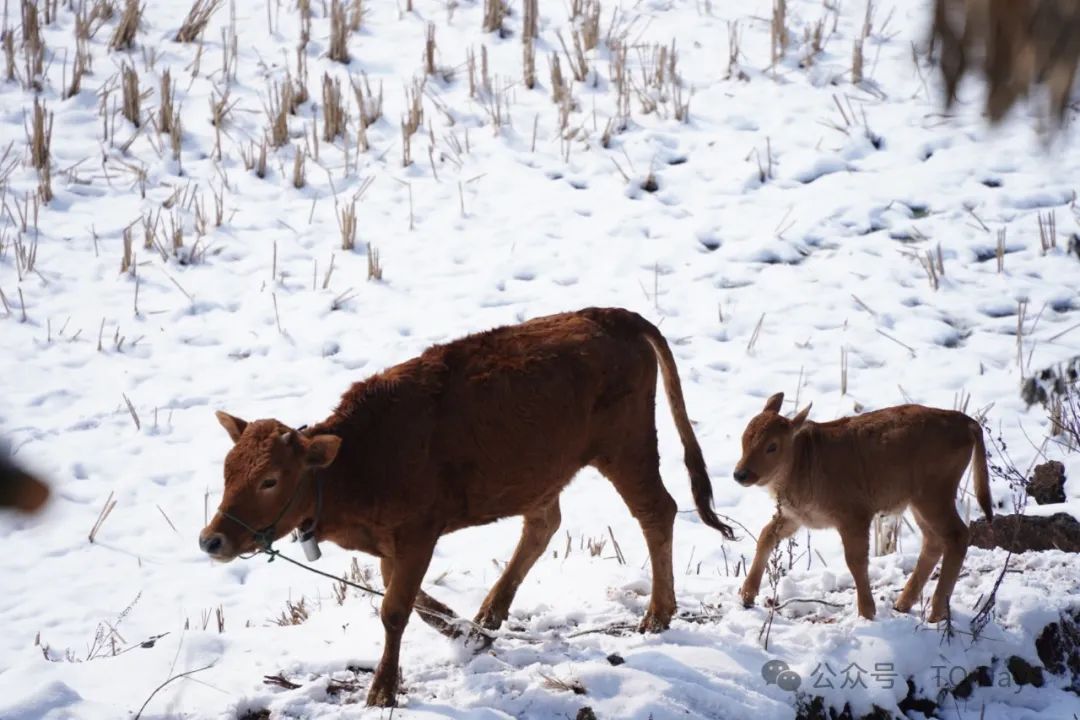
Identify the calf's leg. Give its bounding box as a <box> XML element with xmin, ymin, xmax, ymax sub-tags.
<box><xmin>925</xmin><ymin>506</ymin><xmax>969</xmax><ymax>623</ymax></box>
<box><xmin>380</xmin><ymin>557</ymin><xmax>466</xmax><ymax>640</ymax></box>
<box><xmin>367</xmin><ymin>537</ymin><xmax>437</xmax><ymax>707</ymax></box>
<box><xmin>475</xmin><ymin>498</ymin><xmax>562</xmax><ymax>630</ymax></box>
<box><xmin>596</xmin><ymin>447</ymin><xmax>678</xmax><ymax>633</ymax></box>
<box><xmin>838</xmin><ymin>517</ymin><xmax>876</xmax><ymax>619</ymax></box>
<box><xmin>893</xmin><ymin>507</ymin><xmax>944</xmax><ymax>614</ymax></box>
<box><xmin>740</xmin><ymin>512</ymin><xmax>800</xmax><ymax>607</ymax></box>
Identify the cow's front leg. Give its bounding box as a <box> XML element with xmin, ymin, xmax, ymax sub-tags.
<box><xmin>740</xmin><ymin>512</ymin><xmax>799</xmax><ymax>607</ymax></box>
<box><xmin>839</xmin><ymin>516</ymin><xmax>875</xmax><ymax>619</ymax></box>
<box><xmin>366</xmin><ymin>536</ymin><xmax>437</xmax><ymax>707</ymax></box>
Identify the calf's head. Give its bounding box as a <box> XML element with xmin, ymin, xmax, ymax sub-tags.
<box><xmin>733</xmin><ymin>392</ymin><xmax>811</xmax><ymax>487</ymax></box>
<box><xmin>199</xmin><ymin>411</ymin><xmax>341</xmax><ymax>561</ymax></box>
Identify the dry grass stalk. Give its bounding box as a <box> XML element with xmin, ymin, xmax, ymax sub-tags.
<box><xmin>2</xmin><ymin>30</ymin><xmax>14</xmax><ymax>82</ymax></box>
<box><xmin>292</xmin><ymin>146</ymin><xmax>306</xmax><ymax>188</ymax></box>
<box><xmin>65</xmin><ymin>36</ymin><xmax>92</xmax><ymax>98</ymax></box>
<box><xmin>37</xmin><ymin>157</ymin><xmax>52</xmax><ymax>203</ymax></box>
<box><xmin>297</xmin><ymin>0</ymin><xmax>311</xmax><ymax>48</ymax></box>
<box><xmin>167</xmin><ymin>105</ymin><xmax>182</xmax><ymax>164</ymax></box>
<box><xmin>121</xmin><ymin>63</ymin><xmax>141</xmax><ymax>126</ymax></box>
<box><xmin>351</xmin><ymin>72</ymin><xmax>383</xmax><ymax>128</ymax></box>
<box><xmin>482</xmin><ymin>0</ymin><xmax>504</xmax><ymax>34</ymax></box>
<box><xmin>175</xmin><ymin>0</ymin><xmax>223</xmax><ymax>43</ymax></box>
<box><xmin>523</xmin><ymin>33</ymin><xmax>536</xmax><ymax>89</ymax></box>
<box><xmin>28</xmin><ymin>97</ymin><xmax>52</xmax><ymax>171</ymax></box>
<box><xmin>110</xmin><ymin>0</ymin><xmax>142</xmax><ymax>51</ymax></box>
<box><xmin>579</xmin><ymin>0</ymin><xmax>601</xmax><ymax>51</ymax></box>
<box><xmin>852</xmin><ymin>37</ymin><xmax>864</xmax><ymax>83</ymax></box>
<box><xmin>322</xmin><ymin>73</ymin><xmax>346</xmax><ymax>140</ymax></box>
<box><xmin>272</xmin><ymin>597</ymin><xmax>309</xmax><ymax>626</ymax></box>
<box><xmin>264</xmin><ymin>78</ymin><xmax>293</xmax><ymax>148</ymax></box>
<box><xmin>242</xmin><ymin>137</ymin><xmax>268</xmax><ymax>178</ymax></box>
<box><xmin>996</xmin><ymin>227</ymin><xmax>1006</xmax><ymax>273</ymax></box>
<box><xmin>209</xmin><ymin>84</ymin><xmax>235</xmax><ymax>127</ymax></box>
<box><xmin>88</xmin><ymin>491</ymin><xmax>117</xmax><ymax>542</ymax></box>
<box><xmin>290</xmin><ymin>48</ymin><xmax>309</xmax><ymax>109</ymax></box>
<box><xmin>931</xmin><ymin>0</ymin><xmax>1080</xmax><ymax>129</ymax></box>
<box><xmin>158</xmin><ymin>69</ymin><xmax>175</xmax><ymax>134</ymax></box>
<box><xmin>21</xmin><ymin>0</ymin><xmax>45</xmax><ymax>90</ymax></box>
<box><xmin>338</xmin><ymin>196</ymin><xmax>357</xmax><ymax>250</ymax></box>
<box><xmin>770</xmin><ymin>0</ymin><xmax>788</xmax><ymax>67</ymax></box>
<box><xmin>1038</xmin><ymin>211</ymin><xmax>1056</xmax><ymax>253</ymax></box>
<box><xmin>467</xmin><ymin>46</ymin><xmax>476</xmax><ymax>98</ymax></box>
<box><xmin>424</xmin><ymin>22</ymin><xmax>436</xmax><ymax>76</ymax></box>
<box><xmin>549</xmin><ymin>52</ymin><xmax>567</xmax><ymax>105</ymax></box>
<box><xmin>523</xmin><ymin>0</ymin><xmax>537</xmax><ymax>39</ymax></box>
<box><xmin>367</xmin><ymin>242</ymin><xmax>382</xmax><ymax>280</ymax></box>
<box><xmin>328</xmin><ymin>0</ymin><xmax>349</xmax><ymax>63</ymax></box>
<box><xmin>557</xmin><ymin>29</ymin><xmax>588</xmax><ymax>82</ymax></box>
<box><xmin>539</xmin><ymin>672</ymin><xmax>586</xmax><ymax>695</ymax></box>
<box><xmin>348</xmin><ymin>0</ymin><xmax>363</xmax><ymax>32</ymax></box>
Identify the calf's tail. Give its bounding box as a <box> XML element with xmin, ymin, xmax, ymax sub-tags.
<box><xmin>970</xmin><ymin>421</ymin><xmax>994</xmax><ymax>521</ymax></box>
<box><xmin>632</xmin><ymin>314</ymin><xmax>736</xmax><ymax>540</ymax></box>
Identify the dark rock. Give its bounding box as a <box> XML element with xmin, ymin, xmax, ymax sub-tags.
<box><xmin>1007</xmin><ymin>656</ymin><xmax>1045</xmax><ymax>687</ymax></box>
<box><xmin>1036</xmin><ymin>609</ymin><xmax>1080</xmax><ymax>692</ymax></box>
<box><xmin>898</xmin><ymin>679</ymin><xmax>938</xmax><ymax>715</ymax></box>
<box><xmin>575</xmin><ymin>707</ymin><xmax>598</xmax><ymax>720</ymax></box>
<box><xmin>969</xmin><ymin>512</ymin><xmax>1080</xmax><ymax>553</ymax></box>
<box><xmin>795</xmin><ymin>698</ymin><xmax>893</xmax><ymax>720</ymax></box>
<box><xmin>1028</xmin><ymin>461</ymin><xmax>1067</xmax><ymax>505</ymax></box>
<box><xmin>952</xmin><ymin>666</ymin><xmax>992</xmax><ymax>699</ymax></box>
<box><xmin>605</xmin><ymin>653</ymin><xmax>624</xmax><ymax>666</ymax></box>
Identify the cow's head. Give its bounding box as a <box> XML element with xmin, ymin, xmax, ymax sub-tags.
<box><xmin>732</xmin><ymin>392</ymin><xmax>811</xmax><ymax>487</ymax></box>
<box><xmin>198</xmin><ymin>411</ymin><xmax>341</xmax><ymax>561</ymax></box>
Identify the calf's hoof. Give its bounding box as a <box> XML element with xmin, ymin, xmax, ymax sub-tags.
<box><xmin>463</xmin><ymin>625</ymin><xmax>496</xmax><ymax>653</ymax></box>
<box><xmin>473</xmin><ymin>604</ymin><xmax>507</xmax><ymax>631</ymax></box>
<box><xmin>857</xmin><ymin>600</ymin><xmax>877</xmax><ymax>620</ymax></box>
<box><xmin>927</xmin><ymin>606</ymin><xmax>950</xmax><ymax>624</ymax></box>
<box><xmin>365</xmin><ymin>681</ymin><xmax>397</xmax><ymax>708</ymax></box>
<box><xmin>893</xmin><ymin>597</ymin><xmax>914</xmax><ymax>614</ymax></box>
<box><xmin>637</xmin><ymin>611</ymin><xmax>672</xmax><ymax>634</ymax></box>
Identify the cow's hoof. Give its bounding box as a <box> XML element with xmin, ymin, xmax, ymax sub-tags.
<box><xmin>927</xmin><ymin>607</ymin><xmax>949</xmax><ymax>624</ymax></box>
<box><xmin>857</xmin><ymin>601</ymin><xmax>877</xmax><ymax>620</ymax></box>
<box><xmin>365</xmin><ymin>682</ymin><xmax>397</xmax><ymax>708</ymax></box>
<box><xmin>463</xmin><ymin>625</ymin><xmax>496</xmax><ymax>653</ymax></box>
<box><xmin>893</xmin><ymin>597</ymin><xmax>914</xmax><ymax>614</ymax></box>
<box><xmin>473</xmin><ymin>606</ymin><xmax>507</xmax><ymax>631</ymax></box>
<box><xmin>637</xmin><ymin>612</ymin><xmax>671</xmax><ymax>634</ymax></box>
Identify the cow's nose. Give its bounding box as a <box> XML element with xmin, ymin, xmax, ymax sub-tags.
<box><xmin>733</xmin><ymin>469</ymin><xmax>750</xmax><ymax>483</ymax></box>
<box><xmin>199</xmin><ymin>531</ymin><xmax>225</xmax><ymax>556</ymax></box>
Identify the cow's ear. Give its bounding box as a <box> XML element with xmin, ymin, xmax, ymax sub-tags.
<box><xmin>304</xmin><ymin>435</ymin><xmax>341</xmax><ymax>468</ymax></box>
<box><xmin>791</xmin><ymin>403</ymin><xmax>812</xmax><ymax>430</ymax></box>
<box><xmin>216</xmin><ymin>411</ymin><xmax>248</xmax><ymax>444</ymax></box>
<box><xmin>763</xmin><ymin>392</ymin><xmax>784</xmax><ymax>414</ymax></box>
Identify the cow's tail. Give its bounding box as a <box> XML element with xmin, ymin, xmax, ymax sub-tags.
<box><xmin>969</xmin><ymin>420</ymin><xmax>994</xmax><ymax>521</ymax></box>
<box><xmin>631</xmin><ymin>314</ymin><xmax>735</xmax><ymax>540</ymax></box>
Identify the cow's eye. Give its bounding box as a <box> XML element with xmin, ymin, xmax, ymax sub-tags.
<box><xmin>766</xmin><ymin>442</ymin><xmax>778</xmax><ymax>454</ymax></box>
<box><xmin>260</xmin><ymin>477</ymin><xmax>278</xmax><ymax>490</ymax></box>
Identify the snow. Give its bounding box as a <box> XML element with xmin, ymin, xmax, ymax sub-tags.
<box><xmin>1</xmin><ymin>0</ymin><xmax>1079</xmax><ymax>718</ymax></box>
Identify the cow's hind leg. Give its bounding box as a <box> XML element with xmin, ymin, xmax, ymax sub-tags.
<box><xmin>893</xmin><ymin>507</ymin><xmax>944</xmax><ymax>615</ymax></box>
<box><xmin>474</xmin><ymin>498</ymin><xmax>561</xmax><ymax>631</ymax></box>
<box><xmin>922</xmin><ymin>502</ymin><xmax>969</xmax><ymax>623</ymax></box>
<box><xmin>595</xmin><ymin>444</ymin><xmax>677</xmax><ymax>633</ymax></box>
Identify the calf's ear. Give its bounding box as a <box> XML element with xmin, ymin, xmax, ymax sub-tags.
<box><xmin>304</xmin><ymin>435</ymin><xmax>342</xmax><ymax>468</ymax></box>
<box><xmin>763</xmin><ymin>392</ymin><xmax>784</xmax><ymax>413</ymax></box>
<box><xmin>791</xmin><ymin>403</ymin><xmax>812</xmax><ymax>430</ymax></box>
<box><xmin>215</xmin><ymin>411</ymin><xmax>248</xmax><ymax>443</ymax></box>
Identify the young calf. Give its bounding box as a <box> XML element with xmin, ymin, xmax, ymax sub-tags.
<box><xmin>733</xmin><ymin>393</ymin><xmax>992</xmax><ymax>622</ymax></box>
<box><xmin>0</xmin><ymin>453</ymin><xmax>49</xmax><ymax>513</ymax></box>
<box><xmin>199</xmin><ymin>307</ymin><xmax>734</xmax><ymax>707</ymax></box>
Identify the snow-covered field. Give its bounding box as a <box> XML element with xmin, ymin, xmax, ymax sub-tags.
<box><xmin>1</xmin><ymin>0</ymin><xmax>1080</xmax><ymax>718</ymax></box>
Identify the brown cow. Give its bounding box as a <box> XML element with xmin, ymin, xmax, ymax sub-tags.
<box><xmin>733</xmin><ymin>394</ymin><xmax>993</xmax><ymax>623</ymax></box>
<box><xmin>0</xmin><ymin>453</ymin><xmax>49</xmax><ymax>513</ymax></box>
<box><xmin>198</xmin><ymin>307</ymin><xmax>733</xmax><ymax>707</ymax></box>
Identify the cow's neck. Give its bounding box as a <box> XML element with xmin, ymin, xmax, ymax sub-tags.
<box><xmin>771</xmin><ymin>424</ymin><xmax>818</xmax><ymax>508</ymax></box>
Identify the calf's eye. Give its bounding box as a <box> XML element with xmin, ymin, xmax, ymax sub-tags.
<box><xmin>260</xmin><ymin>478</ymin><xmax>278</xmax><ymax>490</ymax></box>
<box><xmin>766</xmin><ymin>442</ymin><xmax>778</xmax><ymax>454</ymax></box>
